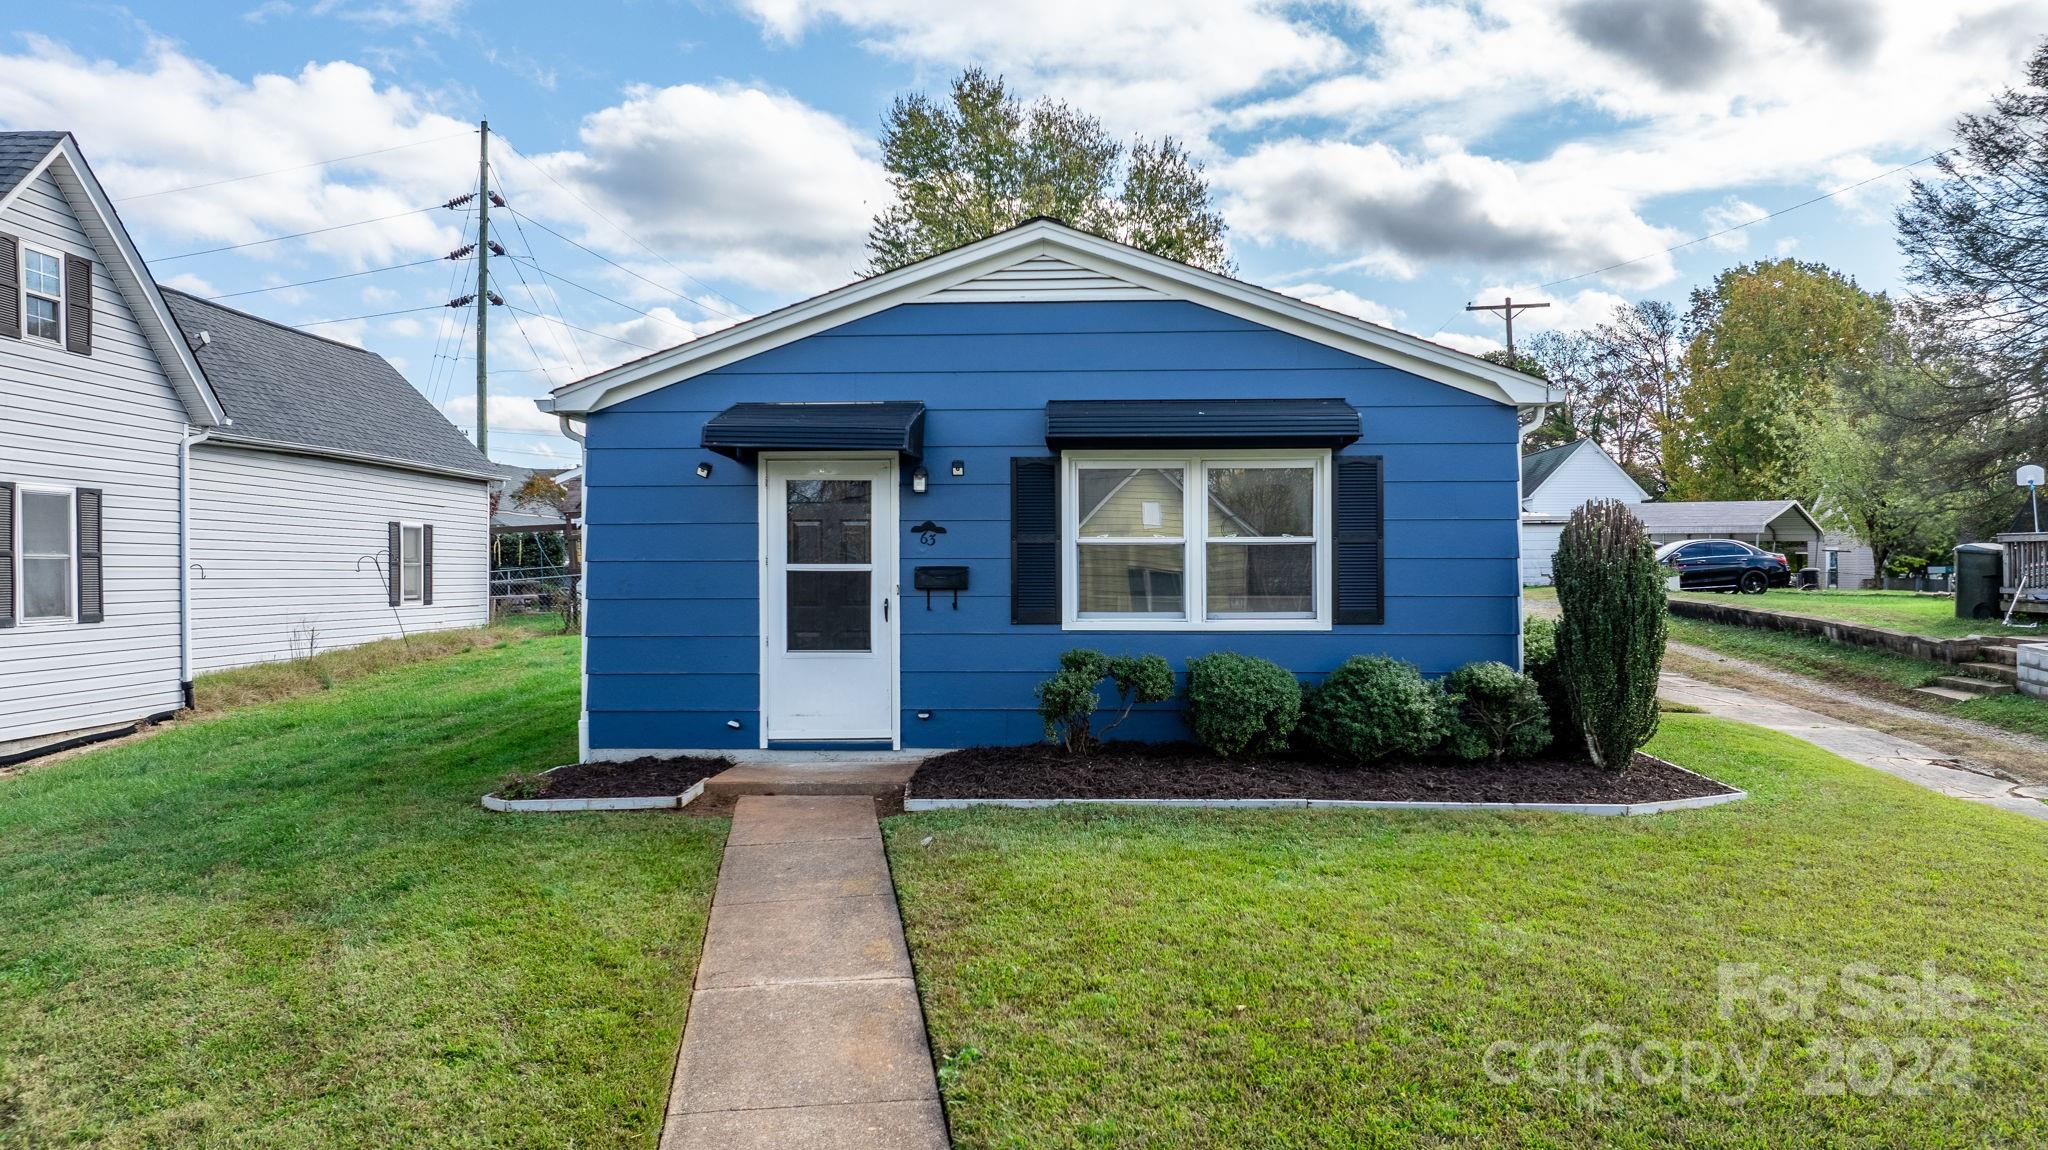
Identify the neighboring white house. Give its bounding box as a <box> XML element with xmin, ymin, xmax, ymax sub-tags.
<box><xmin>0</xmin><ymin>131</ymin><xmax>493</xmax><ymax>756</ymax></box>
<box><xmin>1519</xmin><ymin>439</ymin><xmax>1649</xmax><ymax>585</ymax></box>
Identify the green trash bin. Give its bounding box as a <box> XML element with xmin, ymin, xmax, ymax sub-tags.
<box><xmin>1954</xmin><ymin>543</ymin><xmax>2004</xmax><ymax>621</ymax></box>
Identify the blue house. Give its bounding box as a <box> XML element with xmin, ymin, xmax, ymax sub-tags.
<box><xmin>541</xmin><ymin>220</ymin><xmax>1553</xmax><ymax>756</ymax></box>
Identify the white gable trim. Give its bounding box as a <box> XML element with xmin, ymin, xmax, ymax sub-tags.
<box><xmin>926</xmin><ymin>253</ymin><xmax>1166</xmax><ymax>303</ymax></box>
<box><xmin>542</xmin><ymin>221</ymin><xmax>1555</xmax><ymax>416</ymax></box>
<box><xmin>1524</xmin><ymin>439</ymin><xmax>1649</xmax><ymax>506</ymax></box>
<box><xmin>1</xmin><ymin>137</ymin><xmax>225</xmax><ymax>427</ymax></box>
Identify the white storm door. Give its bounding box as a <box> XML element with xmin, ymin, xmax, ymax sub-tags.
<box><xmin>764</xmin><ymin>458</ymin><xmax>897</xmax><ymax>742</ymax></box>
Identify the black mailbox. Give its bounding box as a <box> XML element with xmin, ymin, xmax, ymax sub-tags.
<box><xmin>913</xmin><ymin>565</ymin><xmax>969</xmax><ymax>609</ymax></box>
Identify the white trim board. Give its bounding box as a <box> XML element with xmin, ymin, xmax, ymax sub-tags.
<box><xmin>542</xmin><ymin>220</ymin><xmax>1556</xmax><ymax>416</ymax></box>
<box><xmin>905</xmin><ymin>790</ymin><xmax>1748</xmax><ymax>816</ymax></box>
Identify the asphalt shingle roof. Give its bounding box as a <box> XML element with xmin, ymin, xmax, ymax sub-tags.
<box><xmin>1629</xmin><ymin>499</ymin><xmax>1816</xmax><ymax>536</ymax></box>
<box><xmin>0</xmin><ymin>131</ymin><xmax>66</xmax><ymax>201</ymax></box>
<box><xmin>161</xmin><ymin>289</ymin><xmax>492</xmax><ymax>478</ymax></box>
<box><xmin>1519</xmin><ymin>439</ymin><xmax>1587</xmax><ymax>497</ymax></box>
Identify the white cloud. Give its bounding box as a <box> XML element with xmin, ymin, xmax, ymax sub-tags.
<box><xmin>520</xmin><ymin>82</ymin><xmax>890</xmax><ymax>295</ymax></box>
<box><xmin>158</xmin><ymin>272</ymin><xmax>219</xmax><ymax>297</ymax></box>
<box><xmin>443</xmin><ymin>392</ymin><xmax>561</xmax><ymax>435</ymax></box>
<box><xmin>734</xmin><ymin>0</ymin><xmax>1345</xmax><ymax>143</ymax></box>
<box><xmin>1466</xmin><ymin>284</ymin><xmax>1633</xmax><ymax>334</ymax></box>
<box><xmin>1219</xmin><ymin>140</ymin><xmax>1677</xmax><ymax>287</ymax></box>
<box><xmin>1277</xmin><ymin>283</ymin><xmax>1404</xmax><ymax>327</ymax></box>
<box><xmin>1701</xmin><ymin>198</ymin><xmax>1766</xmax><ymax>250</ymax></box>
<box><xmin>1433</xmin><ymin>331</ymin><xmax>1500</xmax><ymax>356</ymax></box>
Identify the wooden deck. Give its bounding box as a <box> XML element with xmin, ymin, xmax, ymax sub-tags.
<box><xmin>1996</xmin><ymin>531</ymin><xmax>2048</xmax><ymax>614</ymax></box>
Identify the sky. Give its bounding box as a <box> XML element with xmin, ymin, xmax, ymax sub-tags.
<box><xmin>2</xmin><ymin>1</ymin><xmax>2040</xmax><ymax>469</ymax></box>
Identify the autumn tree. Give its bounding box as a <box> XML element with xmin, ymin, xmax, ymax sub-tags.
<box><xmin>1662</xmin><ymin>260</ymin><xmax>1891</xmax><ymax>501</ymax></box>
<box><xmin>1523</xmin><ymin>301</ymin><xmax>1685</xmax><ymax>490</ymax></box>
<box><xmin>868</xmin><ymin>68</ymin><xmax>1231</xmax><ymax>273</ymax></box>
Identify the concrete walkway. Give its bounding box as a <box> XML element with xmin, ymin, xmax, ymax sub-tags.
<box><xmin>1660</xmin><ymin>672</ymin><xmax>2048</xmax><ymax>822</ymax></box>
<box><xmin>661</xmin><ymin>795</ymin><xmax>947</xmax><ymax>1149</ymax></box>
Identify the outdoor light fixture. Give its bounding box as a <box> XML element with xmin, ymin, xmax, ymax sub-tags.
<box><xmin>916</xmin><ymin>710</ymin><xmax>933</xmax><ymax>721</ymax></box>
<box><xmin>696</xmin><ymin>461</ymin><xmax>713</xmax><ymax>478</ymax></box>
<box><xmin>725</xmin><ymin>719</ymin><xmax>743</xmax><ymax>730</ymax></box>
<box><xmin>911</xmin><ymin>465</ymin><xmax>929</xmax><ymax>493</ymax></box>
<box><xmin>950</xmin><ymin>459</ymin><xmax>965</xmax><ymax>478</ymax></box>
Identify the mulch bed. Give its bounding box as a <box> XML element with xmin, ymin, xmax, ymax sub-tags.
<box><xmin>910</xmin><ymin>742</ymin><xmax>1732</xmax><ymax>804</ymax></box>
<box><xmin>533</xmin><ymin>755</ymin><xmax>734</xmax><ymax>799</ymax></box>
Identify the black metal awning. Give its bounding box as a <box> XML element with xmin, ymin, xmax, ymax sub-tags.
<box><xmin>701</xmin><ymin>401</ymin><xmax>926</xmax><ymax>462</ymax></box>
<box><xmin>1044</xmin><ymin>398</ymin><xmax>1361</xmax><ymax>450</ymax></box>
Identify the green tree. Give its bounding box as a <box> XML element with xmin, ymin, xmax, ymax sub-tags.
<box><xmin>1663</xmin><ymin>260</ymin><xmax>1890</xmax><ymax>501</ymax></box>
<box><xmin>868</xmin><ymin>68</ymin><xmax>1231</xmax><ymax>273</ymax></box>
<box><xmin>1524</xmin><ymin>301</ymin><xmax>1685</xmax><ymax>490</ymax></box>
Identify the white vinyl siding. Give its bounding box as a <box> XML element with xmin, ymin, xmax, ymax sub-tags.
<box><xmin>0</xmin><ymin>168</ymin><xmax>187</xmax><ymax>744</ymax></box>
<box><xmin>927</xmin><ymin>254</ymin><xmax>1166</xmax><ymax>303</ymax></box>
<box><xmin>1519</xmin><ymin>443</ymin><xmax>1649</xmax><ymax>586</ymax></box>
<box><xmin>187</xmin><ymin>445</ymin><xmax>488</xmax><ymax>672</ymax></box>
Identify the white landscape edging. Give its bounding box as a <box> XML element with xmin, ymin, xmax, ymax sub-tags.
<box><xmin>903</xmin><ymin>759</ymin><xmax>1746</xmax><ymax>817</ymax></box>
<box><xmin>480</xmin><ymin>771</ymin><xmax>707</xmax><ymax>813</ymax></box>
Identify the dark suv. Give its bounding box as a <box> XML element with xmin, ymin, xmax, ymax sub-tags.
<box><xmin>1654</xmin><ymin>539</ymin><xmax>1791</xmax><ymax>593</ymax></box>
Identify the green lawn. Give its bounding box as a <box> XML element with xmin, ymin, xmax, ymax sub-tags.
<box><xmin>890</xmin><ymin>715</ymin><xmax>2048</xmax><ymax>1149</ymax></box>
<box><xmin>1671</xmin><ymin>588</ymin><xmax>2041</xmax><ymax>640</ymax></box>
<box><xmin>0</xmin><ymin>629</ymin><xmax>725</xmax><ymax>1147</ymax></box>
<box><xmin>1666</xmin><ymin>616</ymin><xmax>2048</xmax><ymax>740</ymax></box>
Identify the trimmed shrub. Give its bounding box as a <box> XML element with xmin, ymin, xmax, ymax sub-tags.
<box><xmin>1036</xmin><ymin>649</ymin><xmax>1175</xmax><ymax>753</ymax></box>
<box><xmin>1297</xmin><ymin>655</ymin><xmax>1446</xmax><ymax>764</ymax></box>
<box><xmin>1522</xmin><ymin>614</ymin><xmax>1573</xmax><ymax>754</ymax></box>
<box><xmin>1553</xmin><ymin>499</ymin><xmax>1667</xmax><ymax>770</ymax></box>
<box><xmin>1184</xmin><ymin>653</ymin><xmax>1301</xmax><ymax>758</ymax></box>
<box><xmin>1101</xmin><ymin>653</ymin><xmax>1176</xmax><ymax>739</ymax></box>
<box><xmin>1441</xmin><ymin>661</ymin><xmax>1551</xmax><ymax>762</ymax></box>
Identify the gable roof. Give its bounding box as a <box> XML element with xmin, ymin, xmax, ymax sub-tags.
<box><xmin>0</xmin><ymin>131</ymin><xmax>224</xmax><ymax>426</ymax></box>
<box><xmin>541</xmin><ymin>218</ymin><xmax>1556</xmax><ymax>418</ymax></box>
<box><xmin>162</xmin><ymin>289</ymin><xmax>493</xmax><ymax>480</ymax></box>
<box><xmin>1519</xmin><ymin>439</ymin><xmax>1587</xmax><ymax>497</ymax></box>
<box><xmin>0</xmin><ymin>132</ymin><xmax>65</xmax><ymax>201</ymax></box>
<box><xmin>1630</xmin><ymin>499</ymin><xmax>1822</xmax><ymax>537</ymax></box>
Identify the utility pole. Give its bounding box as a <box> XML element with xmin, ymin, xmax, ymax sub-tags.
<box><xmin>1466</xmin><ymin>297</ymin><xmax>1549</xmax><ymax>364</ymax></box>
<box><xmin>475</xmin><ymin>119</ymin><xmax>490</xmax><ymax>460</ymax></box>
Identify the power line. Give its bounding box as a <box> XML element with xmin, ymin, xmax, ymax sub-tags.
<box><xmin>495</xmin><ymin>141</ymin><xmax>746</xmax><ymax>315</ymax></box>
<box><xmin>488</xmin><ymin>161</ymin><xmax>589</xmax><ymax>373</ymax></box>
<box><xmin>1541</xmin><ymin>149</ymin><xmax>1957</xmax><ymax>289</ymax></box>
<box><xmin>297</xmin><ymin>302</ymin><xmax>450</xmax><ymax>329</ymax></box>
<box><xmin>504</xmin><ymin>303</ymin><xmax>661</xmax><ymax>352</ymax></box>
<box><xmin>201</xmin><ymin>255</ymin><xmax>446</xmax><ymax>300</ymax></box>
<box><xmin>152</xmin><ymin>204</ymin><xmax>447</xmax><ymax>263</ymax></box>
<box><xmin>490</xmin><ymin>269</ymin><xmax>566</xmax><ymax>385</ymax></box>
<box><xmin>502</xmin><ymin>251</ymin><xmax>701</xmax><ymax>336</ymax></box>
<box><xmin>114</xmin><ymin>130</ymin><xmax>475</xmax><ymax>202</ymax></box>
<box><xmin>500</xmin><ymin>202</ymin><xmax>740</xmax><ymax>321</ymax></box>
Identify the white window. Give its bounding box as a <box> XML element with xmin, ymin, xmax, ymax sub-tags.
<box><xmin>400</xmin><ymin>524</ymin><xmax>424</xmax><ymax>603</ymax></box>
<box><xmin>21</xmin><ymin>248</ymin><xmax>61</xmax><ymax>344</ymax></box>
<box><xmin>1063</xmin><ymin>451</ymin><xmax>1330</xmax><ymax>631</ymax></box>
<box><xmin>19</xmin><ymin>487</ymin><xmax>75</xmax><ymax>622</ymax></box>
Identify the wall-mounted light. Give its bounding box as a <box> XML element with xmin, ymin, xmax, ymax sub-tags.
<box><xmin>725</xmin><ymin>719</ymin><xmax>743</xmax><ymax>730</ymax></box>
<box><xmin>911</xmin><ymin>465</ymin><xmax>928</xmax><ymax>494</ymax></box>
<box><xmin>916</xmin><ymin>710</ymin><xmax>933</xmax><ymax>721</ymax></box>
<box><xmin>949</xmin><ymin>459</ymin><xmax>965</xmax><ymax>478</ymax></box>
<box><xmin>696</xmin><ymin>462</ymin><xmax>713</xmax><ymax>479</ymax></box>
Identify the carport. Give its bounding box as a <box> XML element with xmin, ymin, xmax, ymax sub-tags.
<box><xmin>1628</xmin><ymin>500</ymin><xmax>1824</xmax><ymax>570</ymax></box>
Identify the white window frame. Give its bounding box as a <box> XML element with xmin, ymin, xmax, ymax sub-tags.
<box><xmin>20</xmin><ymin>245</ymin><xmax>63</xmax><ymax>346</ymax></box>
<box><xmin>1060</xmin><ymin>449</ymin><xmax>1331</xmax><ymax>632</ymax></box>
<box><xmin>399</xmin><ymin>522</ymin><xmax>425</xmax><ymax>604</ymax></box>
<box><xmin>15</xmin><ymin>483</ymin><xmax>77</xmax><ymax>625</ymax></box>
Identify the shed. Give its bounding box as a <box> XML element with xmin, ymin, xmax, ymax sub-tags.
<box><xmin>1628</xmin><ymin>500</ymin><xmax>1824</xmax><ymax>568</ymax></box>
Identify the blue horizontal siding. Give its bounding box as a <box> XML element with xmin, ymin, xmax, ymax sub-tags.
<box><xmin>582</xmin><ymin>298</ymin><xmax>1524</xmax><ymax>750</ymax></box>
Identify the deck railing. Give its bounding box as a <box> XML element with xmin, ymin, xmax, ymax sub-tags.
<box><xmin>1997</xmin><ymin>532</ymin><xmax>2048</xmax><ymax>600</ymax></box>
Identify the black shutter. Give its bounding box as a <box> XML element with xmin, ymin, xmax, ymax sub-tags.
<box><xmin>76</xmin><ymin>488</ymin><xmax>103</xmax><ymax>624</ymax></box>
<box><xmin>0</xmin><ymin>481</ymin><xmax>14</xmax><ymax>629</ymax></box>
<box><xmin>0</xmin><ymin>233</ymin><xmax>18</xmax><ymax>340</ymax></box>
<box><xmin>422</xmin><ymin>524</ymin><xmax>434</xmax><ymax>605</ymax></box>
<box><xmin>1333</xmin><ymin>456</ymin><xmax>1384</xmax><ymax>625</ymax></box>
<box><xmin>63</xmin><ymin>254</ymin><xmax>91</xmax><ymax>355</ymax></box>
<box><xmin>1010</xmin><ymin>456</ymin><xmax>1060</xmax><ymax>624</ymax></box>
<box><xmin>387</xmin><ymin>521</ymin><xmax>402</xmax><ymax>606</ymax></box>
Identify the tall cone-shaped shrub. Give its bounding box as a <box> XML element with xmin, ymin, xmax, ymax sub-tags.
<box><xmin>1553</xmin><ymin>499</ymin><xmax>1667</xmax><ymax>770</ymax></box>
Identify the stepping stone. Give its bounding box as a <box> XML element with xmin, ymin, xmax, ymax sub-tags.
<box><xmin>670</xmin><ymin>979</ymin><xmax>938</xmax><ymax>1114</ymax></box>
<box><xmin>661</xmin><ymin>1099</ymin><xmax>948</xmax><ymax>1150</ymax></box>
<box><xmin>716</xmin><ymin>838</ymin><xmax>895</xmax><ymax>905</ymax></box>
<box><xmin>726</xmin><ymin>795</ymin><xmax>884</xmax><ymax>846</ymax></box>
<box><xmin>696</xmin><ymin>895</ymin><xmax>912</xmax><ymax>989</ymax></box>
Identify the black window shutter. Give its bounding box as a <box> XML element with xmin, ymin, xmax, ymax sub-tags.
<box><xmin>422</xmin><ymin>524</ymin><xmax>435</xmax><ymax>605</ymax></box>
<box><xmin>76</xmin><ymin>488</ymin><xmax>104</xmax><ymax>624</ymax></box>
<box><xmin>1010</xmin><ymin>456</ymin><xmax>1060</xmax><ymax>625</ymax></box>
<box><xmin>63</xmin><ymin>254</ymin><xmax>92</xmax><ymax>355</ymax></box>
<box><xmin>1333</xmin><ymin>456</ymin><xmax>1384</xmax><ymax>625</ymax></box>
<box><xmin>0</xmin><ymin>233</ymin><xmax>18</xmax><ymax>340</ymax></box>
<box><xmin>387</xmin><ymin>521</ymin><xmax>402</xmax><ymax>606</ymax></box>
<box><xmin>0</xmin><ymin>481</ymin><xmax>14</xmax><ymax>628</ymax></box>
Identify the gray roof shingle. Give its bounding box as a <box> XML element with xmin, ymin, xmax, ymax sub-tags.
<box><xmin>1629</xmin><ymin>500</ymin><xmax>1817</xmax><ymax>536</ymax></box>
<box><xmin>1520</xmin><ymin>439</ymin><xmax>1587</xmax><ymax>497</ymax></box>
<box><xmin>0</xmin><ymin>131</ymin><xmax>66</xmax><ymax>201</ymax></box>
<box><xmin>161</xmin><ymin>289</ymin><xmax>491</xmax><ymax>478</ymax></box>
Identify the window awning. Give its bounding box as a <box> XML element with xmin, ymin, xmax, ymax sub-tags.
<box><xmin>1044</xmin><ymin>398</ymin><xmax>1361</xmax><ymax>450</ymax></box>
<box><xmin>701</xmin><ymin>401</ymin><xmax>926</xmax><ymax>462</ymax></box>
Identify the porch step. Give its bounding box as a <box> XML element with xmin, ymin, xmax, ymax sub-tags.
<box><xmin>1923</xmin><ymin>676</ymin><xmax>2015</xmax><ymax>700</ymax></box>
<box><xmin>701</xmin><ymin>761</ymin><xmax>921</xmax><ymax>814</ymax></box>
<box><xmin>1913</xmin><ymin>685</ymin><xmax>1986</xmax><ymax>703</ymax></box>
<box><xmin>1958</xmin><ymin>660</ymin><xmax>2019</xmax><ymax>684</ymax></box>
<box><xmin>1976</xmin><ymin>645</ymin><xmax>2019</xmax><ymax>666</ymax></box>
